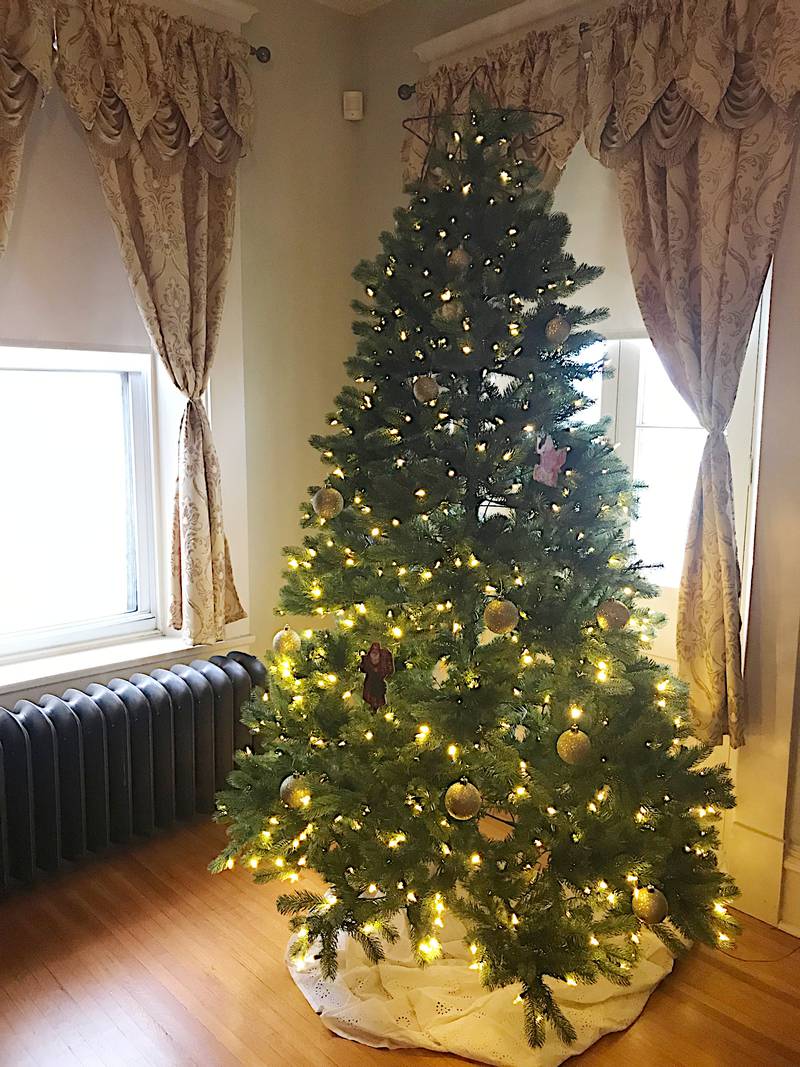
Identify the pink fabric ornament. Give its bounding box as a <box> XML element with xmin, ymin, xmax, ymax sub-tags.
<box><xmin>533</xmin><ymin>435</ymin><xmax>567</xmax><ymax>487</ymax></box>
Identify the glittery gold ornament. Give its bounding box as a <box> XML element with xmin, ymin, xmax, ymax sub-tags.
<box><xmin>483</xmin><ymin>599</ymin><xmax>519</xmax><ymax>634</ymax></box>
<box><xmin>632</xmin><ymin>886</ymin><xmax>669</xmax><ymax>924</ymax></box>
<box><xmin>312</xmin><ymin>486</ymin><xmax>344</xmax><ymax>520</ymax></box>
<box><xmin>445</xmin><ymin>781</ymin><xmax>482</xmax><ymax>820</ymax></box>
<box><xmin>413</xmin><ymin>375</ymin><xmax>440</xmax><ymax>403</ymax></box>
<box><xmin>544</xmin><ymin>314</ymin><xmax>571</xmax><ymax>346</ymax></box>
<box><xmin>449</xmin><ymin>247</ymin><xmax>471</xmax><ymax>272</ymax></box>
<box><xmin>556</xmin><ymin>727</ymin><xmax>591</xmax><ymax>765</ymax></box>
<box><xmin>280</xmin><ymin>774</ymin><xmax>310</xmax><ymax>809</ymax></box>
<box><xmin>596</xmin><ymin>599</ymin><xmax>631</xmax><ymax>631</ymax></box>
<box><xmin>272</xmin><ymin>626</ymin><xmax>302</xmax><ymax>655</ymax></box>
<box><xmin>438</xmin><ymin>298</ymin><xmax>465</xmax><ymax>322</ymax></box>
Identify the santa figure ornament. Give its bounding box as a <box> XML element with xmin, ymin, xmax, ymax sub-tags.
<box><xmin>533</xmin><ymin>434</ymin><xmax>568</xmax><ymax>487</ymax></box>
<box><xmin>359</xmin><ymin>642</ymin><xmax>395</xmax><ymax>710</ymax></box>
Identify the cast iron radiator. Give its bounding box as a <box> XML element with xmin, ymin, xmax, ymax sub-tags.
<box><xmin>0</xmin><ymin>651</ymin><xmax>265</xmax><ymax>890</ymax></box>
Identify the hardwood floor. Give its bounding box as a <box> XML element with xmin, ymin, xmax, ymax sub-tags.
<box><xmin>1</xmin><ymin>820</ymin><xmax>798</xmax><ymax>1067</ymax></box>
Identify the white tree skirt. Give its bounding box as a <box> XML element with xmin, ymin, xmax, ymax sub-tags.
<box><xmin>287</xmin><ymin>916</ymin><xmax>674</xmax><ymax>1066</ymax></box>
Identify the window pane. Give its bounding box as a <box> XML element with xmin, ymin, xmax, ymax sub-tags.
<box><xmin>637</xmin><ymin>342</ymin><xmax>699</xmax><ymax>428</ymax></box>
<box><xmin>631</xmin><ymin>426</ymin><xmax>706</xmax><ymax>588</ymax></box>
<box><xmin>0</xmin><ymin>369</ymin><xmax>135</xmax><ymax>637</ymax></box>
<box><xmin>571</xmin><ymin>340</ymin><xmax>607</xmax><ymax>424</ymax></box>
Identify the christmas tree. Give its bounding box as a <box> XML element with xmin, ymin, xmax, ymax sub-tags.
<box><xmin>214</xmin><ymin>100</ymin><xmax>736</xmax><ymax>1048</ymax></box>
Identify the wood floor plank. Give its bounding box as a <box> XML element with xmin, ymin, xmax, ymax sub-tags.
<box><xmin>1</xmin><ymin>819</ymin><xmax>798</xmax><ymax>1066</ymax></box>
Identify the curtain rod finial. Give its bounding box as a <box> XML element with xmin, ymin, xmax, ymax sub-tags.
<box><xmin>250</xmin><ymin>45</ymin><xmax>271</xmax><ymax>64</ymax></box>
<box><xmin>398</xmin><ymin>82</ymin><xmax>416</xmax><ymax>101</ymax></box>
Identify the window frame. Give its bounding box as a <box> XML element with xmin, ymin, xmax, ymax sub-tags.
<box><xmin>0</xmin><ymin>345</ymin><xmax>159</xmax><ymax>662</ymax></box>
<box><xmin>583</xmin><ymin>310</ymin><xmax>766</xmax><ymax>664</ymax></box>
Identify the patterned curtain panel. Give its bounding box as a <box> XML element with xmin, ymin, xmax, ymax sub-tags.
<box><xmin>55</xmin><ymin>0</ymin><xmax>253</xmax><ymax>644</ymax></box>
<box><xmin>584</xmin><ymin>0</ymin><xmax>800</xmax><ymax>748</ymax></box>
<box><xmin>0</xmin><ymin>0</ymin><xmax>54</xmax><ymax>255</ymax></box>
<box><xmin>402</xmin><ymin>0</ymin><xmax>800</xmax><ymax>747</ymax></box>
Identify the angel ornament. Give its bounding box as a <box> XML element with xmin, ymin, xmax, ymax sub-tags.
<box><xmin>359</xmin><ymin>642</ymin><xmax>394</xmax><ymax>710</ymax></box>
<box><xmin>533</xmin><ymin>434</ymin><xmax>568</xmax><ymax>487</ymax></box>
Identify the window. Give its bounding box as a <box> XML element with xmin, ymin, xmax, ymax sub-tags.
<box><xmin>0</xmin><ymin>347</ymin><xmax>157</xmax><ymax>658</ymax></box>
<box><xmin>574</xmin><ymin>309</ymin><xmax>765</xmax><ymax>663</ymax></box>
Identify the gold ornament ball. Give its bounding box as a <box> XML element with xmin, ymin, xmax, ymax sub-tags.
<box><xmin>445</xmin><ymin>781</ymin><xmax>482</xmax><ymax>820</ymax></box>
<box><xmin>632</xmin><ymin>886</ymin><xmax>669</xmax><ymax>925</ymax></box>
<box><xmin>272</xmin><ymin>625</ymin><xmax>302</xmax><ymax>655</ymax></box>
<box><xmin>312</xmin><ymin>486</ymin><xmax>344</xmax><ymax>520</ymax></box>
<box><xmin>438</xmin><ymin>298</ymin><xmax>465</xmax><ymax>322</ymax></box>
<box><xmin>413</xmin><ymin>375</ymin><xmax>440</xmax><ymax>403</ymax></box>
<box><xmin>280</xmin><ymin>774</ymin><xmax>310</xmax><ymax>809</ymax></box>
<box><xmin>597</xmin><ymin>599</ymin><xmax>631</xmax><ymax>632</ymax></box>
<box><xmin>483</xmin><ymin>599</ymin><xmax>519</xmax><ymax>635</ymax></box>
<box><xmin>556</xmin><ymin>727</ymin><xmax>591</xmax><ymax>766</ymax></box>
<box><xmin>545</xmin><ymin>314</ymin><xmax>571</xmax><ymax>346</ymax></box>
<box><xmin>449</xmin><ymin>247</ymin><xmax>471</xmax><ymax>272</ymax></box>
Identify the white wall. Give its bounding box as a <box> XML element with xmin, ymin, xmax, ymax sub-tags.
<box><xmin>240</xmin><ymin>0</ymin><xmax>360</xmax><ymax>652</ymax></box>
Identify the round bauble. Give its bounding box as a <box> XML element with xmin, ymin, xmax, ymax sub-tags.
<box><xmin>483</xmin><ymin>599</ymin><xmax>519</xmax><ymax>635</ymax></box>
<box><xmin>438</xmin><ymin>298</ymin><xmax>464</xmax><ymax>323</ymax></box>
<box><xmin>311</xmin><ymin>486</ymin><xmax>344</xmax><ymax>520</ymax></box>
<box><xmin>556</xmin><ymin>727</ymin><xmax>591</xmax><ymax>766</ymax></box>
<box><xmin>280</xmin><ymin>774</ymin><xmax>310</xmax><ymax>809</ymax></box>
<box><xmin>413</xmin><ymin>375</ymin><xmax>440</xmax><ymax>403</ymax></box>
<box><xmin>272</xmin><ymin>625</ymin><xmax>302</xmax><ymax>655</ymax></box>
<box><xmin>444</xmin><ymin>781</ymin><xmax>482</xmax><ymax>821</ymax></box>
<box><xmin>632</xmin><ymin>886</ymin><xmax>669</xmax><ymax>925</ymax></box>
<box><xmin>448</xmin><ymin>247</ymin><xmax>471</xmax><ymax>273</ymax></box>
<box><xmin>544</xmin><ymin>314</ymin><xmax>571</xmax><ymax>346</ymax></box>
<box><xmin>596</xmin><ymin>599</ymin><xmax>631</xmax><ymax>632</ymax></box>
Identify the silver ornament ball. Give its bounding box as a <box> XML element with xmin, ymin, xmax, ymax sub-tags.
<box><xmin>483</xmin><ymin>599</ymin><xmax>520</xmax><ymax>635</ymax></box>
<box><xmin>272</xmin><ymin>625</ymin><xmax>302</xmax><ymax>655</ymax></box>
<box><xmin>413</xmin><ymin>376</ymin><xmax>440</xmax><ymax>403</ymax></box>
<box><xmin>312</xmin><ymin>486</ymin><xmax>344</xmax><ymax>520</ymax></box>
<box><xmin>556</xmin><ymin>727</ymin><xmax>591</xmax><ymax>766</ymax></box>
<box><xmin>280</xmin><ymin>774</ymin><xmax>310</xmax><ymax>809</ymax></box>
<box><xmin>444</xmin><ymin>781</ymin><xmax>482</xmax><ymax>820</ymax></box>
<box><xmin>632</xmin><ymin>886</ymin><xmax>669</xmax><ymax>925</ymax></box>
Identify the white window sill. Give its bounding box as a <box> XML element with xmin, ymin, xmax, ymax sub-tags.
<box><xmin>0</xmin><ymin>630</ymin><xmax>256</xmax><ymax>707</ymax></box>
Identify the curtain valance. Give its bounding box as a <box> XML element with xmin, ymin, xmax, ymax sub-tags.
<box><xmin>404</xmin><ymin>0</ymin><xmax>800</xmax><ymax>180</ymax></box>
<box><xmin>54</xmin><ymin>0</ymin><xmax>254</xmax><ymax>176</ymax></box>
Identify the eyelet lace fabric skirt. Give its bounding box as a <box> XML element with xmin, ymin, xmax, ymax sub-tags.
<box><xmin>287</xmin><ymin>915</ymin><xmax>674</xmax><ymax>1066</ymax></box>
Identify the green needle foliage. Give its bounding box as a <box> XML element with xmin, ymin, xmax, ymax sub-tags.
<box><xmin>214</xmin><ymin>96</ymin><xmax>737</xmax><ymax>1048</ymax></box>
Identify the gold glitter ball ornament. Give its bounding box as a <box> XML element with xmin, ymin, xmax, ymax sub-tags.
<box><xmin>632</xmin><ymin>886</ymin><xmax>669</xmax><ymax>925</ymax></box>
<box><xmin>438</xmin><ymin>298</ymin><xmax>465</xmax><ymax>322</ymax></box>
<box><xmin>272</xmin><ymin>626</ymin><xmax>302</xmax><ymax>655</ymax></box>
<box><xmin>413</xmin><ymin>376</ymin><xmax>440</xmax><ymax>403</ymax></box>
<box><xmin>556</xmin><ymin>727</ymin><xmax>591</xmax><ymax>765</ymax></box>
<box><xmin>445</xmin><ymin>781</ymin><xmax>482</xmax><ymax>820</ymax></box>
<box><xmin>544</xmin><ymin>314</ymin><xmax>571</xmax><ymax>346</ymax></box>
<box><xmin>596</xmin><ymin>599</ymin><xmax>631</xmax><ymax>631</ymax></box>
<box><xmin>483</xmin><ymin>599</ymin><xmax>519</xmax><ymax>634</ymax></box>
<box><xmin>280</xmin><ymin>775</ymin><xmax>310</xmax><ymax>809</ymax></box>
<box><xmin>448</xmin><ymin>247</ymin><xmax>471</xmax><ymax>272</ymax></box>
<box><xmin>312</xmin><ymin>486</ymin><xmax>344</xmax><ymax>520</ymax></box>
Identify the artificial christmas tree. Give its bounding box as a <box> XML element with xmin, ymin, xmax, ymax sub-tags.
<box><xmin>213</xmin><ymin>100</ymin><xmax>737</xmax><ymax>1053</ymax></box>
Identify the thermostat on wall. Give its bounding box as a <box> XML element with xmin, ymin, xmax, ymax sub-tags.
<box><xmin>343</xmin><ymin>91</ymin><xmax>364</xmax><ymax>121</ymax></box>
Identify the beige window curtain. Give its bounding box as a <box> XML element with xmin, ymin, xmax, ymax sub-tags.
<box><xmin>404</xmin><ymin>0</ymin><xmax>800</xmax><ymax>747</ymax></box>
<box><xmin>584</xmin><ymin>0</ymin><xmax>800</xmax><ymax>748</ymax></box>
<box><xmin>0</xmin><ymin>0</ymin><xmax>53</xmax><ymax>256</ymax></box>
<box><xmin>54</xmin><ymin>0</ymin><xmax>253</xmax><ymax>645</ymax></box>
